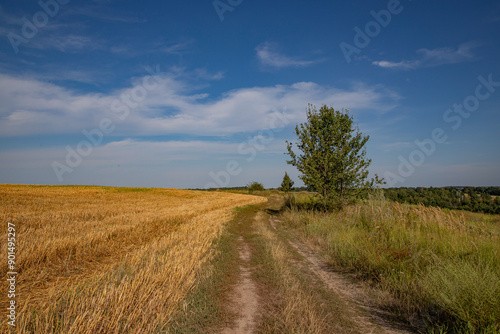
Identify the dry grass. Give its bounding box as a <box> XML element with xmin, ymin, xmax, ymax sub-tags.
<box><xmin>255</xmin><ymin>212</ymin><xmax>328</xmax><ymax>333</ymax></box>
<box><xmin>280</xmin><ymin>195</ymin><xmax>500</xmax><ymax>333</ymax></box>
<box><xmin>253</xmin><ymin>210</ymin><xmax>358</xmax><ymax>333</ymax></box>
<box><xmin>0</xmin><ymin>184</ymin><xmax>266</xmax><ymax>333</ymax></box>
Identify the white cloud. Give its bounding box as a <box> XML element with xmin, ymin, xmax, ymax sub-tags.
<box><xmin>417</xmin><ymin>42</ymin><xmax>477</xmax><ymax>65</ymax></box>
<box><xmin>372</xmin><ymin>42</ymin><xmax>479</xmax><ymax>70</ymax></box>
<box><xmin>255</xmin><ymin>42</ymin><xmax>320</xmax><ymax>69</ymax></box>
<box><xmin>0</xmin><ymin>69</ymin><xmax>400</xmax><ymax>137</ymax></box>
<box><xmin>372</xmin><ymin>60</ymin><xmax>417</xmax><ymax>70</ymax></box>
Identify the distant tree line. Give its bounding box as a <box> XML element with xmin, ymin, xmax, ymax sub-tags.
<box><xmin>383</xmin><ymin>187</ymin><xmax>500</xmax><ymax>214</ymax></box>
<box><xmin>196</xmin><ymin>186</ymin><xmax>312</xmax><ymax>192</ymax></box>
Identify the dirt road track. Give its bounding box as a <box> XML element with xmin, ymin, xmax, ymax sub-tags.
<box><xmin>221</xmin><ymin>202</ymin><xmax>415</xmax><ymax>334</ymax></box>
<box><xmin>222</xmin><ymin>235</ymin><xmax>259</xmax><ymax>334</ymax></box>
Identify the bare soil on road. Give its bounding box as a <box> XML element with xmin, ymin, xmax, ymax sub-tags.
<box><xmin>221</xmin><ymin>236</ymin><xmax>259</xmax><ymax>334</ymax></box>
<box><xmin>221</xmin><ymin>197</ymin><xmax>416</xmax><ymax>334</ymax></box>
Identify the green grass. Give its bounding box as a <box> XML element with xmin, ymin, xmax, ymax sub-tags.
<box><xmin>279</xmin><ymin>194</ymin><xmax>500</xmax><ymax>333</ymax></box>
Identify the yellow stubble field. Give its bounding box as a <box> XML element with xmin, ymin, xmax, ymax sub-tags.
<box><xmin>0</xmin><ymin>185</ymin><xmax>266</xmax><ymax>333</ymax></box>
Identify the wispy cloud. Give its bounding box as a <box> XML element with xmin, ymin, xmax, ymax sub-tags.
<box><xmin>0</xmin><ymin>69</ymin><xmax>400</xmax><ymax>137</ymax></box>
<box><xmin>31</xmin><ymin>34</ymin><xmax>101</xmax><ymax>52</ymax></box>
<box><xmin>160</xmin><ymin>40</ymin><xmax>195</xmax><ymax>55</ymax></box>
<box><xmin>256</xmin><ymin>42</ymin><xmax>321</xmax><ymax>69</ymax></box>
<box><xmin>382</xmin><ymin>141</ymin><xmax>413</xmax><ymax>152</ymax></box>
<box><xmin>372</xmin><ymin>42</ymin><xmax>479</xmax><ymax>70</ymax></box>
<box><xmin>109</xmin><ymin>39</ymin><xmax>196</xmax><ymax>59</ymax></box>
<box><xmin>69</xmin><ymin>6</ymin><xmax>147</xmax><ymax>23</ymax></box>
<box><xmin>0</xmin><ymin>6</ymin><xmax>22</xmax><ymax>26</ymax></box>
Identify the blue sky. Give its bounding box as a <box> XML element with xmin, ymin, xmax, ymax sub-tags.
<box><xmin>0</xmin><ymin>0</ymin><xmax>499</xmax><ymax>188</ymax></box>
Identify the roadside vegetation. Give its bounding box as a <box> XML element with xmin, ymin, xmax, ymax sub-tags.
<box><xmin>279</xmin><ymin>103</ymin><xmax>500</xmax><ymax>332</ymax></box>
<box><xmin>0</xmin><ymin>184</ymin><xmax>265</xmax><ymax>333</ymax></box>
<box><xmin>279</xmin><ymin>192</ymin><xmax>500</xmax><ymax>333</ymax></box>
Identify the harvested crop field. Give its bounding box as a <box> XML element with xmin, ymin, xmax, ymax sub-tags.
<box><xmin>0</xmin><ymin>185</ymin><xmax>266</xmax><ymax>333</ymax></box>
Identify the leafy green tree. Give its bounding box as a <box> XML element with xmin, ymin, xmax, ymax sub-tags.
<box><xmin>286</xmin><ymin>104</ymin><xmax>384</xmax><ymax>210</ymax></box>
<box><xmin>494</xmin><ymin>197</ymin><xmax>500</xmax><ymax>214</ymax></box>
<box><xmin>247</xmin><ymin>181</ymin><xmax>264</xmax><ymax>193</ymax></box>
<box><xmin>279</xmin><ymin>172</ymin><xmax>294</xmax><ymax>192</ymax></box>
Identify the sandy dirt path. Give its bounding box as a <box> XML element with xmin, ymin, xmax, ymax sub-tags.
<box><xmin>222</xmin><ymin>234</ymin><xmax>259</xmax><ymax>334</ymax></box>
<box><xmin>220</xmin><ymin>203</ymin><xmax>414</xmax><ymax>334</ymax></box>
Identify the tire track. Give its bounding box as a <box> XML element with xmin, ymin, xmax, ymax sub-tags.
<box><xmin>269</xmin><ymin>215</ymin><xmax>414</xmax><ymax>334</ymax></box>
<box><xmin>222</xmin><ymin>235</ymin><xmax>259</xmax><ymax>334</ymax></box>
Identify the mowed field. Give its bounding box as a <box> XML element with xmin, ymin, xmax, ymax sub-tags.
<box><xmin>0</xmin><ymin>185</ymin><xmax>266</xmax><ymax>333</ymax></box>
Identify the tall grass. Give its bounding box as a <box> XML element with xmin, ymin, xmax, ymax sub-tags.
<box><xmin>280</xmin><ymin>195</ymin><xmax>500</xmax><ymax>333</ymax></box>
<box><xmin>0</xmin><ymin>185</ymin><xmax>266</xmax><ymax>333</ymax></box>
<box><xmin>253</xmin><ymin>211</ymin><xmax>346</xmax><ymax>333</ymax></box>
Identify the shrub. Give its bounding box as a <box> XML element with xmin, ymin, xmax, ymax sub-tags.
<box><xmin>247</xmin><ymin>181</ymin><xmax>265</xmax><ymax>193</ymax></box>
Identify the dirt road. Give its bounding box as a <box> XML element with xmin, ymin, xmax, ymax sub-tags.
<box><xmin>222</xmin><ymin>236</ymin><xmax>259</xmax><ymax>334</ymax></box>
<box><xmin>221</xmin><ymin>198</ymin><xmax>415</xmax><ymax>334</ymax></box>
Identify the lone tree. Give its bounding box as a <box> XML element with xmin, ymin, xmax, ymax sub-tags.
<box><xmin>279</xmin><ymin>172</ymin><xmax>294</xmax><ymax>192</ymax></box>
<box><xmin>286</xmin><ymin>104</ymin><xmax>383</xmax><ymax>210</ymax></box>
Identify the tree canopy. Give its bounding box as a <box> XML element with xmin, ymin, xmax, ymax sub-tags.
<box><xmin>286</xmin><ymin>104</ymin><xmax>383</xmax><ymax>209</ymax></box>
